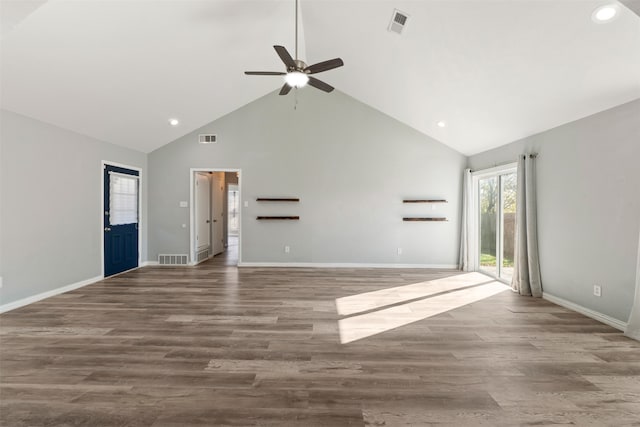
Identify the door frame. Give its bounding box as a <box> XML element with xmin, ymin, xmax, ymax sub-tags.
<box><xmin>471</xmin><ymin>162</ymin><xmax>517</xmax><ymax>283</ymax></box>
<box><xmin>100</xmin><ymin>160</ymin><xmax>143</xmax><ymax>278</ymax></box>
<box><xmin>189</xmin><ymin>168</ymin><xmax>242</xmax><ymax>266</ymax></box>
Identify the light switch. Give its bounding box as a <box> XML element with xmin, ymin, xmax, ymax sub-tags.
<box><xmin>179</xmin><ymin>201</ymin><xmax>188</xmax><ymax>208</ymax></box>
<box><xmin>244</xmin><ymin>201</ymin><xmax>249</xmax><ymax>208</ymax></box>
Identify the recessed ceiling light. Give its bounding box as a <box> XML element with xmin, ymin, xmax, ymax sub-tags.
<box><xmin>168</xmin><ymin>118</ymin><xmax>180</xmax><ymax>126</ymax></box>
<box><xmin>437</xmin><ymin>121</ymin><xmax>446</xmax><ymax>128</ymax></box>
<box><xmin>592</xmin><ymin>4</ymin><xmax>619</xmax><ymax>23</ymax></box>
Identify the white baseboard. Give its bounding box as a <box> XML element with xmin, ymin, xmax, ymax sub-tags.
<box><xmin>238</xmin><ymin>262</ymin><xmax>459</xmax><ymax>269</ymax></box>
<box><xmin>141</xmin><ymin>261</ymin><xmax>158</xmax><ymax>266</ymax></box>
<box><xmin>0</xmin><ymin>275</ymin><xmax>103</xmax><ymax>314</ymax></box>
<box><xmin>543</xmin><ymin>292</ymin><xmax>627</xmax><ymax>331</ymax></box>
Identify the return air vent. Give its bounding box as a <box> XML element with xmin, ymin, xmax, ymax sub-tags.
<box><xmin>199</xmin><ymin>134</ymin><xmax>217</xmax><ymax>144</ymax></box>
<box><xmin>196</xmin><ymin>248</ymin><xmax>210</xmax><ymax>263</ymax></box>
<box><xmin>388</xmin><ymin>9</ymin><xmax>409</xmax><ymax>34</ymax></box>
<box><xmin>158</xmin><ymin>254</ymin><xmax>189</xmax><ymax>265</ymax></box>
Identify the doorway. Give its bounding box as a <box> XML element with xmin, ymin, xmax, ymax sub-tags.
<box><xmin>473</xmin><ymin>164</ymin><xmax>517</xmax><ymax>282</ymax></box>
<box><xmin>102</xmin><ymin>162</ymin><xmax>141</xmax><ymax>277</ymax></box>
<box><xmin>226</xmin><ymin>182</ymin><xmax>240</xmax><ymax>261</ymax></box>
<box><xmin>190</xmin><ymin>168</ymin><xmax>241</xmax><ymax>266</ymax></box>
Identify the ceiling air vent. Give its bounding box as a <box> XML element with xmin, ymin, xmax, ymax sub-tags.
<box><xmin>388</xmin><ymin>9</ymin><xmax>409</xmax><ymax>35</ymax></box>
<box><xmin>199</xmin><ymin>134</ymin><xmax>217</xmax><ymax>144</ymax></box>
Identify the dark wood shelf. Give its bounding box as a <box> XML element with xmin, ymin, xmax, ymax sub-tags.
<box><xmin>403</xmin><ymin>217</ymin><xmax>448</xmax><ymax>222</ymax></box>
<box><xmin>256</xmin><ymin>198</ymin><xmax>300</xmax><ymax>202</ymax></box>
<box><xmin>256</xmin><ymin>216</ymin><xmax>300</xmax><ymax>220</ymax></box>
<box><xmin>403</xmin><ymin>199</ymin><xmax>447</xmax><ymax>203</ymax></box>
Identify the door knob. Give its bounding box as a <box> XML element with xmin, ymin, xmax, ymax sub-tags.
<box><xmin>206</xmin><ymin>220</ymin><xmax>211</xmax><ymax>223</ymax></box>
<box><xmin>104</xmin><ymin>227</ymin><xmax>111</xmax><ymax>231</ymax></box>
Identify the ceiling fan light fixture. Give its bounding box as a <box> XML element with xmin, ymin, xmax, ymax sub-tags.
<box><xmin>244</xmin><ymin>0</ymin><xmax>343</xmax><ymax>95</ymax></box>
<box><xmin>284</xmin><ymin>71</ymin><xmax>309</xmax><ymax>88</ymax></box>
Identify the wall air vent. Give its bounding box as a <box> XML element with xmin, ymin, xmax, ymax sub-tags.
<box><xmin>199</xmin><ymin>134</ymin><xmax>217</xmax><ymax>144</ymax></box>
<box><xmin>388</xmin><ymin>9</ymin><xmax>409</xmax><ymax>34</ymax></box>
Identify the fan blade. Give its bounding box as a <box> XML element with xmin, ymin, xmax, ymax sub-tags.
<box><xmin>245</xmin><ymin>71</ymin><xmax>286</xmax><ymax>75</ymax></box>
<box><xmin>274</xmin><ymin>45</ymin><xmax>296</xmax><ymax>69</ymax></box>
<box><xmin>304</xmin><ymin>58</ymin><xmax>344</xmax><ymax>74</ymax></box>
<box><xmin>279</xmin><ymin>83</ymin><xmax>292</xmax><ymax>96</ymax></box>
<box><xmin>308</xmin><ymin>76</ymin><xmax>334</xmax><ymax>93</ymax></box>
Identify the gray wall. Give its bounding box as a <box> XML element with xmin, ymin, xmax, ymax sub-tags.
<box><xmin>148</xmin><ymin>89</ymin><xmax>466</xmax><ymax>266</ymax></box>
<box><xmin>468</xmin><ymin>99</ymin><xmax>640</xmax><ymax>322</ymax></box>
<box><xmin>0</xmin><ymin>109</ymin><xmax>147</xmax><ymax>306</ymax></box>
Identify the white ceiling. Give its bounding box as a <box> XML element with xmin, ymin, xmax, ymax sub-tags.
<box><xmin>1</xmin><ymin>0</ymin><xmax>639</xmax><ymax>155</ymax></box>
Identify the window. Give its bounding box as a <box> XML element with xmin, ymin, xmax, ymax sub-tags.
<box><xmin>109</xmin><ymin>172</ymin><xmax>138</xmax><ymax>225</ymax></box>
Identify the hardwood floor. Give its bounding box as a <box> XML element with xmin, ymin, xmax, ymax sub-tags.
<box><xmin>2</xmin><ymin>248</ymin><xmax>639</xmax><ymax>426</ymax></box>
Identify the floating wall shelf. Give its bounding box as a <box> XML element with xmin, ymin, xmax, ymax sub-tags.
<box><xmin>403</xmin><ymin>217</ymin><xmax>448</xmax><ymax>222</ymax></box>
<box><xmin>256</xmin><ymin>216</ymin><xmax>300</xmax><ymax>220</ymax></box>
<box><xmin>256</xmin><ymin>198</ymin><xmax>300</xmax><ymax>202</ymax></box>
<box><xmin>403</xmin><ymin>199</ymin><xmax>447</xmax><ymax>203</ymax></box>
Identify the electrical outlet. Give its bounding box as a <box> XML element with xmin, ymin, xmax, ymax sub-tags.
<box><xmin>284</xmin><ymin>245</ymin><xmax>290</xmax><ymax>253</ymax></box>
<box><xmin>593</xmin><ymin>285</ymin><xmax>602</xmax><ymax>297</ymax></box>
<box><xmin>397</xmin><ymin>247</ymin><xmax>402</xmax><ymax>255</ymax></box>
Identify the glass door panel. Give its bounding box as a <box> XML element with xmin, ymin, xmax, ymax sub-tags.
<box><xmin>479</xmin><ymin>176</ymin><xmax>498</xmax><ymax>277</ymax></box>
<box><xmin>500</xmin><ymin>173</ymin><xmax>517</xmax><ymax>281</ymax></box>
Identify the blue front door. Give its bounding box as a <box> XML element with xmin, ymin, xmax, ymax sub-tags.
<box><xmin>104</xmin><ymin>165</ymin><xmax>139</xmax><ymax>277</ymax></box>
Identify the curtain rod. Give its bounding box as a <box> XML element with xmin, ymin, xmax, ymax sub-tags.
<box><xmin>468</xmin><ymin>153</ymin><xmax>538</xmax><ymax>173</ymax></box>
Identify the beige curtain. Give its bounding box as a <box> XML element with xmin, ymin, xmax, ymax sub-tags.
<box><xmin>459</xmin><ymin>169</ymin><xmax>475</xmax><ymax>271</ymax></box>
<box><xmin>624</xmin><ymin>226</ymin><xmax>640</xmax><ymax>341</ymax></box>
<box><xmin>512</xmin><ymin>154</ymin><xmax>542</xmax><ymax>297</ymax></box>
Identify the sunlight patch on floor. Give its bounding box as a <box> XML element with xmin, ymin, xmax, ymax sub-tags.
<box><xmin>335</xmin><ymin>272</ymin><xmax>494</xmax><ymax>316</ymax></box>
<box><xmin>337</xmin><ymin>276</ymin><xmax>509</xmax><ymax>344</ymax></box>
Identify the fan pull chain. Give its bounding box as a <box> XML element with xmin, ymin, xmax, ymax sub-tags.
<box><xmin>294</xmin><ymin>87</ymin><xmax>298</xmax><ymax>110</ymax></box>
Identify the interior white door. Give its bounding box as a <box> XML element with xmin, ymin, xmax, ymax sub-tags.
<box><xmin>211</xmin><ymin>173</ymin><xmax>225</xmax><ymax>255</ymax></box>
<box><xmin>195</xmin><ymin>173</ymin><xmax>211</xmax><ymax>251</ymax></box>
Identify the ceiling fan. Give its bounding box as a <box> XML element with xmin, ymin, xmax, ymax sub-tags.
<box><xmin>244</xmin><ymin>0</ymin><xmax>344</xmax><ymax>96</ymax></box>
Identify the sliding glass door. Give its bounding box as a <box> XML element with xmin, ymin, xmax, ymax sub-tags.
<box><xmin>479</xmin><ymin>176</ymin><xmax>498</xmax><ymax>277</ymax></box>
<box><xmin>475</xmin><ymin>166</ymin><xmax>517</xmax><ymax>282</ymax></box>
<box><xmin>500</xmin><ymin>173</ymin><xmax>517</xmax><ymax>281</ymax></box>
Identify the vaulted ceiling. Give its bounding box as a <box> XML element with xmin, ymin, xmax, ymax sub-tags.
<box><xmin>1</xmin><ymin>0</ymin><xmax>639</xmax><ymax>155</ymax></box>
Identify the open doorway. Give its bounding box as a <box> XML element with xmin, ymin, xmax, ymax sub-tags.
<box><xmin>190</xmin><ymin>168</ymin><xmax>241</xmax><ymax>266</ymax></box>
<box><xmin>226</xmin><ymin>180</ymin><xmax>240</xmax><ymax>263</ymax></box>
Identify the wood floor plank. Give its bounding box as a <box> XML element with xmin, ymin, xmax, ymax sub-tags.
<box><xmin>2</xmin><ymin>245</ymin><xmax>640</xmax><ymax>426</ymax></box>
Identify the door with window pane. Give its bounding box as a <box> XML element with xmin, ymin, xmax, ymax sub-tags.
<box><xmin>477</xmin><ymin>170</ymin><xmax>516</xmax><ymax>281</ymax></box>
<box><xmin>104</xmin><ymin>164</ymin><xmax>139</xmax><ymax>277</ymax></box>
